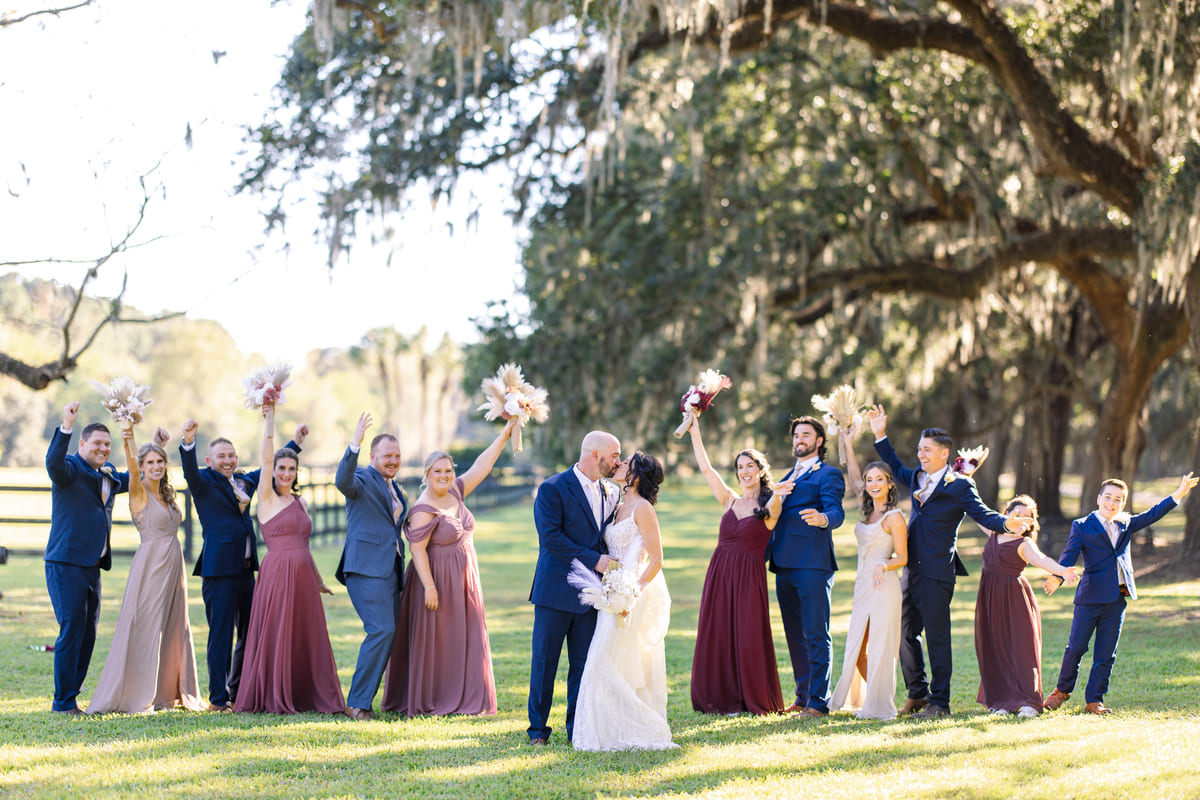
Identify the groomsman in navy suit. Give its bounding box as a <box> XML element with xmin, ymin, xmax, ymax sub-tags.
<box><xmin>335</xmin><ymin>412</ymin><xmax>408</xmax><ymax>720</ymax></box>
<box><xmin>871</xmin><ymin>405</ymin><xmax>1030</xmax><ymax>718</ymax></box>
<box><xmin>44</xmin><ymin>401</ymin><xmax>129</xmax><ymax>714</ymax></box>
<box><xmin>1043</xmin><ymin>472</ymin><xmax>1196</xmax><ymax>714</ymax></box>
<box><xmin>769</xmin><ymin>416</ymin><xmax>846</xmax><ymax>717</ymax></box>
<box><xmin>180</xmin><ymin>417</ymin><xmax>306</xmax><ymax>711</ymax></box>
<box><xmin>526</xmin><ymin>430</ymin><xmax>622</xmax><ymax>745</ymax></box>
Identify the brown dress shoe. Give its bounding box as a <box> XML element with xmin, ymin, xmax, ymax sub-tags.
<box><xmin>1085</xmin><ymin>702</ymin><xmax>1112</xmax><ymax>715</ymax></box>
<box><xmin>1043</xmin><ymin>689</ymin><xmax>1070</xmax><ymax>711</ymax></box>
<box><xmin>899</xmin><ymin>697</ymin><xmax>929</xmax><ymax>716</ymax></box>
<box><xmin>207</xmin><ymin>703</ymin><xmax>232</xmax><ymax>713</ymax></box>
<box><xmin>799</xmin><ymin>707</ymin><xmax>828</xmax><ymax>718</ymax></box>
<box><xmin>344</xmin><ymin>707</ymin><xmax>373</xmax><ymax>720</ymax></box>
<box><xmin>783</xmin><ymin>703</ymin><xmax>805</xmax><ymax>713</ymax></box>
<box><xmin>527</xmin><ymin>737</ymin><xmax>548</xmax><ymax>746</ymax></box>
<box><xmin>54</xmin><ymin>707</ymin><xmax>83</xmax><ymax>716</ymax></box>
<box><xmin>913</xmin><ymin>704</ymin><xmax>950</xmax><ymax>719</ymax></box>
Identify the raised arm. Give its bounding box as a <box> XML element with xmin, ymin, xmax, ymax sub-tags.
<box><xmin>45</xmin><ymin>402</ymin><xmax>80</xmax><ymax>485</ymax></box>
<box><xmin>634</xmin><ymin>502</ymin><xmax>664</xmax><ymax>589</ymax></box>
<box><xmin>122</xmin><ymin>427</ymin><xmax>147</xmax><ymax>513</ymax></box>
<box><xmin>459</xmin><ymin>416</ymin><xmax>518</xmax><ymax>497</ymax></box>
<box><xmin>841</xmin><ymin>426</ymin><xmax>864</xmax><ymax>496</ymax></box>
<box><xmin>336</xmin><ymin>412</ymin><xmax>371</xmax><ymax>498</ymax></box>
<box><xmin>687</xmin><ymin>417</ymin><xmax>737</xmax><ymax>508</ymax></box>
<box><xmin>258</xmin><ymin>405</ymin><xmax>280</xmax><ymax>512</ymax></box>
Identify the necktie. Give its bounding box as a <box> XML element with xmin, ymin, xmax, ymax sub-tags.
<box><xmin>229</xmin><ymin>476</ymin><xmax>250</xmax><ymax>513</ymax></box>
<box><xmin>586</xmin><ymin>481</ymin><xmax>602</xmax><ymax>528</ymax></box>
<box><xmin>388</xmin><ymin>480</ymin><xmax>403</xmax><ymax>525</ymax></box>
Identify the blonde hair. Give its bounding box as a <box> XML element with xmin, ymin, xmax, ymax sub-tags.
<box><xmin>421</xmin><ymin>450</ymin><xmax>456</xmax><ymax>490</ymax></box>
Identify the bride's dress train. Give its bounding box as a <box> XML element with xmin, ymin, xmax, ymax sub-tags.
<box><xmin>572</xmin><ymin>515</ymin><xmax>676</xmax><ymax>751</ymax></box>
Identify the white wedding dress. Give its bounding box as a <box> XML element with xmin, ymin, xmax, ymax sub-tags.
<box><xmin>572</xmin><ymin>515</ymin><xmax>677</xmax><ymax>752</ymax></box>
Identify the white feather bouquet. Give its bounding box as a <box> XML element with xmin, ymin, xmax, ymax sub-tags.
<box><xmin>477</xmin><ymin>363</ymin><xmax>549</xmax><ymax>453</ymax></box>
<box><xmin>89</xmin><ymin>376</ymin><xmax>152</xmax><ymax>430</ymax></box>
<box><xmin>242</xmin><ymin>361</ymin><xmax>293</xmax><ymax>411</ymax></box>
<box><xmin>673</xmin><ymin>368</ymin><xmax>733</xmax><ymax>438</ymax></box>
<box><xmin>566</xmin><ymin>559</ymin><xmax>641</xmax><ymax>623</ymax></box>
<box><xmin>953</xmin><ymin>445</ymin><xmax>989</xmax><ymax>477</ymax></box>
<box><xmin>811</xmin><ymin>385</ymin><xmax>868</xmax><ymax>464</ymax></box>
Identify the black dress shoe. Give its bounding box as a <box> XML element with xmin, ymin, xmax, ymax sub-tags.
<box><xmin>913</xmin><ymin>704</ymin><xmax>950</xmax><ymax>719</ymax></box>
<box><xmin>528</xmin><ymin>737</ymin><xmax>548</xmax><ymax>746</ymax></box>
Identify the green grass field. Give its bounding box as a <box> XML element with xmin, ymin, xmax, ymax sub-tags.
<box><xmin>2</xmin><ymin>479</ymin><xmax>1199</xmax><ymax>799</ymax></box>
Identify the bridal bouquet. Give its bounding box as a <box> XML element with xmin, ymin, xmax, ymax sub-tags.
<box><xmin>811</xmin><ymin>385</ymin><xmax>868</xmax><ymax>464</ymax></box>
<box><xmin>90</xmin><ymin>376</ymin><xmax>153</xmax><ymax>430</ymax></box>
<box><xmin>567</xmin><ymin>559</ymin><xmax>640</xmax><ymax>621</ymax></box>
<box><xmin>952</xmin><ymin>445</ymin><xmax>989</xmax><ymax>477</ymax></box>
<box><xmin>477</xmin><ymin>363</ymin><xmax>549</xmax><ymax>453</ymax></box>
<box><xmin>242</xmin><ymin>361</ymin><xmax>293</xmax><ymax>411</ymax></box>
<box><xmin>673</xmin><ymin>368</ymin><xmax>733</xmax><ymax>438</ymax></box>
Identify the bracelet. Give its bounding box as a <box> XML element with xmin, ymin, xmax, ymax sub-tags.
<box><xmin>424</xmin><ymin>584</ymin><xmax>435</xmax><ymax>590</ymax></box>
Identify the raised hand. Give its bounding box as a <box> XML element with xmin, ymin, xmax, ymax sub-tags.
<box><xmin>1172</xmin><ymin>471</ymin><xmax>1199</xmax><ymax>503</ymax></box>
<box><xmin>293</xmin><ymin>423</ymin><xmax>310</xmax><ymax>445</ymax></box>
<box><xmin>867</xmin><ymin>404</ymin><xmax>887</xmax><ymax>439</ymax></box>
<box><xmin>181</xmin><ymin>418</ymin><xmax>198</xmax><ymax>445</ymax></box>
<box><xmin>352</xmin><ymin>412</ymin><xmax>373</xmax><ymax>448</ymax></box>
<box><xmin>772</xmin><ymin>479</ymin><xmax>795</xmax><ymax>500</ymax></box>
<box><xmin>62</xmin><ymin>401</ymin><xmax>80</xmax><ymax>430</ymax></box>
<box><xmin>152</xmin><ymin>427</ymin><xmax>170</xmax><ymax>448</ymax></box>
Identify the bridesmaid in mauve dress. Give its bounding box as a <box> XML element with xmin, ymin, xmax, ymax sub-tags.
<box><xmin>382</xmin><ymin>417</ymin><xmax>517</xmax><ymax>716</ymax></box>
<box><xmin>974</xmin><ymin>496</ymin><xmax>1078</xmax><ymax>717</ymax></box>
<box><xmin>234</xmin><ymin>405</ymin><xmax>345</xmax><ymax>714</ymax></box>
<box><xmin>87</xmin><ymin>426</ymin><xmax>204</xmax><ymax>714</ymax></box>
<box><xmin>685</xmin><ymin>417</ymin><xmax>786</xmax><ymax>715</ymax></box>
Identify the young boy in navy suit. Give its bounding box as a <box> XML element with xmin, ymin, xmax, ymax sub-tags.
<box><xmin>1043</xmin><ymin>472</ymin><xmax>1197</xmax><ymax>714</ymax></box>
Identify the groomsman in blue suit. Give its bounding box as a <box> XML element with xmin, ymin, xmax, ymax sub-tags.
<box><xmin>44</xmin><ymin>401</ymin><xmax>129</xmax><ymax>714</ymax></box>
<box><xmin>335</xmin><ymin>412</ymin><xmax>408</xmax><ymax>720</ymax></box>
<box><xmin>770</xmin><ymin>415</ymin><xmax>846</xmax><ymax>717</ymax></box>
<box><xmin>1043</xmin><ymin>472</ymin><xmax>1196</xmax><ymax>714</ymax></box>
<box><xmin>526</xmin><ymin>430</ymin><xmax>622</xmax><ymax>745</ymax></box>
<box><xmin>870</xmin><ymin>405</ymin><xmax>1030</xmax><ymax>718</ymax></box>
<box><xmin>180</xmin><ymin>417</ymin><xmax>306</xmax><ymax>711</ymax></box>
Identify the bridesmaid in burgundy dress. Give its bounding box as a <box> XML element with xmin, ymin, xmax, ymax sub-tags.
<box><xmin>685</xmin><ymin>417</ymin><xmax>787</xmax><ymax>715</ymax></box>
<box><xmin>974</xmin><ymin>495</ymin><xmax>1078</xmax><ymax>717</ymax></box>
<box><xmin>234</xmin><ymin>405</ymin><xmax>345</xmax><ymax>715</ymax></box>
<box><xmin>382</xmin><ymin>417</ymin><xmax>517</xmax><ymax>715</ymax></box>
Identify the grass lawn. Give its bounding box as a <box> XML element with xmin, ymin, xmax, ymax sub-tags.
<box><xmin>1</xmin><ymin>478</ymin><xmax>1199</xmax><ymax>799</ymax></box>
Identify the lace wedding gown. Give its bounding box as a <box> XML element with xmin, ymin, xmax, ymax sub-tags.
<box><xmin>572</xmin><ymin>514</ymin><xmax>677</xmax><ymax>751</ymax></box>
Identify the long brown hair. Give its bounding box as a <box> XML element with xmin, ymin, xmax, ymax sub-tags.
<box><xmin>860</xmin><ymin>461</ymin><xmax>899</xmax><ymax>521</ymax></box>
<box><xmin>735</xmin><ymin>449</ymin><xmax>774</xmax><ymax>520</ymax></box>
<box><xmin>137</xmin><ymin>443</ymin><xmax>178</xmax><ymax>510</ymax></box>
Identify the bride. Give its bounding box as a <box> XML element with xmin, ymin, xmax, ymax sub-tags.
<box><xmin>572</xmin><ymin>451</ymin><xmax>677</xmax><ymax>752</ymax></box>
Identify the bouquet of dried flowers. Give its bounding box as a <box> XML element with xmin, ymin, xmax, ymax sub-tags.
<box><xmin>242</xmin><ymin>361</ymin><xmax>293</xmax><ymax>411</ymax></box>
<box><xmin>952</xmin><ymin>445</ymin><xmax>989</xmax><ymax>476</ymax></box>
<box><xmin>811</xmin><ymin>385</ymin><xmax>868</xmax><ymax>464</ymax></box>
<box><xmin>90</xmin><ymin>376</ymin><xmax>152</xmax><ymax>430</ymax></box>
<box><xmin>478</xmin><ymin>363</ymin><xmax>549</xmax><ymax>453</ymax></box>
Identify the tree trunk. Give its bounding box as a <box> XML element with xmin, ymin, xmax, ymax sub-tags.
<box><xmin>1183</xmin><ymin>264</ymin><xmax>1200</xmax><ymax>560</ymax></box>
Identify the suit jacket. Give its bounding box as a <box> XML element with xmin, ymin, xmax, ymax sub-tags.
<box><xmin>334</xmin><ymin>446</ymin><xmax>408</xmax><ymax>583</ymax></box>
<box><xmin>530</xmin><ymin>468</ymin><xmax>618</xmax><ymax>613</ymax></box>
<box><xmin>44</xmin><ymin>427</ymin><xmax>130</xmax><ymax>570</ymax></box>
<box><xmin>1059</xmin><ymin>498</ymin><xmax>1175</xmax><ymax>605</ymax></box>
<box><xmin>875</xmin><ymin>436</ymin><xmax>1007</xmax><ymax>583</ymax></box>
<box><xmin>769</xmin><ymin>459</ymin><xmax>846</xmax><ymax>572</ymax></box>
<box><xmin>180</xmin><ymin>439</ymin><xmax>299</xmax><ymax>578</ymax></box>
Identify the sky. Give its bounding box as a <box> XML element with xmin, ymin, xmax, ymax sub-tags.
<box><xmin>0</xmin><ymin>0</ymin><xmax>525</xmax><ymax>363</ymax></box>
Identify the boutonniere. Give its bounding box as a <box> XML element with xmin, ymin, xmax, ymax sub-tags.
<box><xmin>943</xmin><ymin>470</ymin><xmax>957</xmax><ymax>485</ymax></box>
<box><xmin>99</xmin><ymin>465</ymin><xmax>115</xmax><ymax>479</ymax></box>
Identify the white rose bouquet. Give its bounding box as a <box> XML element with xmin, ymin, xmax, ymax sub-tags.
<box><xmin>673</xmin><ymin>368</ymin><xmax>733</xmax><ymax>438</ymax></box>
<box><xmin>477</xmin><ymin>363</ymin><xmax>549</xmax><ymax>453</ymax></box>
<box><xmin>567</xmin><ymin>559</ymin><xmax>641</xmax><ymax>623</ymax></box>
<box><xmin>242</xmin><ymin>361</ymin><xmax>293</xmax><ymax>411</ymax></box>
<box><xmin>89</xmin><ymin>376</ymin><xmax>152</xmax><ymax>430</ymax></box>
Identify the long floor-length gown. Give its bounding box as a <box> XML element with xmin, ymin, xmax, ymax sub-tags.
<box><xmin>86</xmin><ymin>497</ymin><xmax>204</xmax><ymax>714</ymax></box>
<box><xmin>573</xmin><ymin>514</ymin><xmax>676</xmax><ymax>752</ymax></box>
<box><xmin>829</xmin><ymin>508</ymin><xmax>903</xmax><ymax>720</ymax></box>
<box><xmin>975</xmin><ymin>534</ymin><xmax>1044</xmax><ymax>712</ymax></box>
<box><xmin>382</xmin><ymin>478</ymin><xmax>497</xmax><ymax>715</ymax></box>
<box><xmin>690</xmin><ymin>508</ymin><xmax>784</xmax><ymax>715</ymax></box>
<box><xmin>233</xmin><ymin>498</ymin><xmax>345</xmax><ymax>714</ymax></box>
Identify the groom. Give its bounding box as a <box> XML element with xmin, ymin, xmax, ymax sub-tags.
<box><xmin>526</xmin><ymin>430</ymin><xmax>621</xmax><ymax>745</ymax></box>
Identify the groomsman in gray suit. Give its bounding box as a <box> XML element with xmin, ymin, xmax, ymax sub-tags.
<box><xmin>335</xmin><ymin>412</ymin><xmax>408</xmax><ymax>720</ymax></box>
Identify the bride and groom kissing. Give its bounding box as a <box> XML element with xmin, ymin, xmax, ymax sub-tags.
<box><xmin>526</xmin><ymin>430</ymin><xmax>678</xmax><ymax>752</ymax></box>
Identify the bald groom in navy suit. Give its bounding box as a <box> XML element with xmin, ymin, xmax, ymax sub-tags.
<box><xmin>526</xmin><ymin>430</ymin><xmax>622</xmax><ymax>745</ymax></box>
<box><xmin>44</xmin><ymin>401</ymin><xmax>129</xmax><ymax>714</ymax></box>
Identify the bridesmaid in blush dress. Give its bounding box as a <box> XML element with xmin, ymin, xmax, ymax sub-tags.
<box><xmin>974</xmin><ymin>496</ymin><xmax>1078</xmax><ymax>717</ymax></box>
<box><xmin>233</xmin><ymin>404</ymin><xmax>345</xmax><ymax>715</ymax></box>
<box><xmin>685</xmin><ymin>417</ymin><xmax>786</xmax><ymax>715</ymax></box>
<box><xmin>828</xmin><ymin>421</ymin><xmax>907</xmax><ymax>720</ymax></box>
<box><xmin>382</xmin><ymin>416</ymin><xmax>518</xmax><ymax>716</ymax></box>
<box><xmin>87</xmin><ymin>426</ymin><xmax>204</xmax><ymax>714</ymax></box>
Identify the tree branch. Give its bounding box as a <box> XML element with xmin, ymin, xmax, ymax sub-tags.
<box><xmin>0</xmin><ymin>0</ymin><xmax>93</xmax><ymax>27</ymax></box>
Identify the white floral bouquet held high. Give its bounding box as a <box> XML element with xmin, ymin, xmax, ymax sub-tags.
<box><xmin>811</xmin><ymin>385</ymin><xmax>868</xmax><ymax>464</ymax></box>
<box><xmin>242</xmin><ymin>361</ymin><xmax>293</xmax><ymax>411</ymax></box>
<box><xmin>953</xmin><ymin>446</ymin><xmax>989</xmax><ymax>477</ymax></box>
<box><xmin>477</xmin><ymin>363</ymin><xmax>549</xmax><ymax>453</ymax></box>
<box><xmin>89</xmin><ymin>376</ymin><xmax>152</xmax><ymax>430</ymax></box>
<box><xmin>567</xmin><ymin>559</ymin><xmax>640</xmax><ymax>624</ymax></box>
<box><xmin>673</xmin><ymin>369</ymin><xmax>733</xmax><ymax>438</ymax></box>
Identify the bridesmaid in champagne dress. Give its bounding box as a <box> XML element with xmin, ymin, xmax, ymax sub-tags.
<box><xmin>684</xmin><ymin>417</ymin><xmax>786</xmax><ymax>715</ymax></box>
<box><xmin>234</xmin><ymin>405</ymin><xmax>345</xmax><ymax>714</ymax></box>
<box><xmin>87</xmin><ymin>426</ymin><xmax>203</xmax><ymax>714</ymax></box>
<box><xmin>828</xmin><ymin>422</ymin><xmax>908</xmax><ymax>720</ymax></box>
<box><xmin>382</xmin><ymin>417</ymin><xmax>517</xmax><ymax>715</ymax></box>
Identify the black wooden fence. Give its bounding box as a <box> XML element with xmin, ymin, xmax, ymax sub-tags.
<box><xmin>0</xmin><ymin>467</ymin><xmax>540</xmax><ymax>562</ymax></box>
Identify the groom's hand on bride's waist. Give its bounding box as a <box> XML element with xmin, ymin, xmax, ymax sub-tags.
<box><xmin>596</xmin><ymin>554</ymin><xmax>614</xmax><ymax>573</ymax></box>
